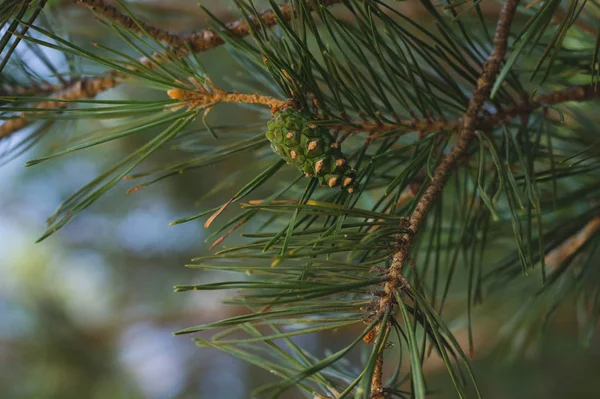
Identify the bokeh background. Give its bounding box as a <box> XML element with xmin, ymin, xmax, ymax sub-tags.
<box><xmin>1</xmin><ymin>1</ymin><xmax>599</xmax><ymax>398</ymax></box>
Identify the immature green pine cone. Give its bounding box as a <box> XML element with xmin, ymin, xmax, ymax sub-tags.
<box><xmin>266</xmin><ymin>108</ymin><xmax>357</xmax><ymax>192</ymax></box>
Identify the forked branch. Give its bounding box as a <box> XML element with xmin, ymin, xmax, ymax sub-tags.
<box><xmin>370</xmin><ymin>0</ymin><xmax>522</xmax><ymax>396</ymax></box>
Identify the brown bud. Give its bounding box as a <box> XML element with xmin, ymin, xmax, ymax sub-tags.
<box><xmin>308</xmin><ymin>140</ymin><xmax>318</xmax><ymax>151</ymax></box>
<box><xmin>328</xmin><ymin>177</ymin><xmax>338</xmax><ymax>187</ymax></box>
<box><xmin>363</xmin><ymin>328</ymin><xmax>376</xmax><ymax>344</ymax></box>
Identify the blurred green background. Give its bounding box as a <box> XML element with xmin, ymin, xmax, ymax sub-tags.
<box><xmin>1</xmin><ymin>1</ymin><xmax>599</xmax><ymax>398</ymax></box>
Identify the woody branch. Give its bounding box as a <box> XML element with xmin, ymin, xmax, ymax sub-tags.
<box><xmin>369</xmin><ymin>0</ymin><xmax>522</xmax><ymax>397</ymax></box>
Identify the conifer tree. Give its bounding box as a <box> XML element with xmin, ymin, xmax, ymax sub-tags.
<box><xmin>2</xmin><ymin>0</ymin><xmax>600</xmax><ymax>397</ymax></box>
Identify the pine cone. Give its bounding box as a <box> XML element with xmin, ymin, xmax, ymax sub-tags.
<box><xmin>266</xmin><ymin>108</ymin><xmax>357</xmax><ymax>192</ymax></box>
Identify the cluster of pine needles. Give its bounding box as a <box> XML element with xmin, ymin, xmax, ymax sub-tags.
<box><xmin>2</xmin><ymin>0</ymin><xmax>600</xmax><ymax>398</ymax></box>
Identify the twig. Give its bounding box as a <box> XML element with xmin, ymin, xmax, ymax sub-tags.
<box><xmin>408</xmin><ymin>1</ymin><xmax>520</xmax><ymax>231</ymax></box>
<box><xmin>0</xmin><ymin>0</ymin><xmax>344</xmax><ymax>141</ymax></box>
<box><xmin>74</xmin><ymin>0</ymin><xmax>187</xmax><ymax>48</ymax></box>
<box><xmin>335</xmin><ymin>118</ymin><xmax>453</xmax><ymax>137</ymax></box>
<box><xmin>167</xmin><ymin>84</ymin><xmax>289</xmax><ymax>113</ymax></box>
<box><xmin>371</xmin><ymin>350</ymin><xmax>385</xmax><ymax>398</ymax></box>
<box><xmin>0</xmin><ymin>81</ymin><xmax>68</xmax><ymax>97</ymax></box>
<box><xmin>339</xmin><ymin>84</ymin><xmax>600</xmax><ymax>139</ymax></box>
<box><xmin>0</xmin><ymin>75</ymin><xmax>118</xmax><ymax>138</ymax></box>
<box><xmin>370</xmin><ymin>1</ymin><xmax>522</xmax><ymax>397</ymax></box>
<box><xmin>545</xmin><ymin>217</ymin><xmax>600</xmax><ymax>270</ymax></box>
<box><xmin>483</xmin><ymin>84</ymin><xmax>600</xmax><ymax>128</ymax></box>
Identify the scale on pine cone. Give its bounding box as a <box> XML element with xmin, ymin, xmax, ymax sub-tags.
<box><xmin>266</xmin><ymin>108</ymin><xmax>357</xmax><ymax>193</ymax></box>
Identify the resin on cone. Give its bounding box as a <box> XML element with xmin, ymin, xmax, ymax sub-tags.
<box><xmin>266</xmin><ymin>108</ymin><xmax>357</xmax><ymax>192</ymax></box>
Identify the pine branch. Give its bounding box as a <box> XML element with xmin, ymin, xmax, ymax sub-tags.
<box><xmin>0</xmin><ymin>81</ymin><xmax>67</xmax><ymax>97</ymax></box>
<box><xmin>4</xmin><ymin>1</ymin><xmax>600</xmax><ymax>395</ymax></box>
<box><xmin>73</xmin><ymin>0</ymin><xmax>187</xmax><ymax>47</ymax></box>
<box><xmin>370</xmin><ymin>1</ymin><xmax>522</xmax><ymax>396</ymax></box>
<box><xmin>0</xmin><ymin>75</ymin><xmax>118</xmax><ymax>139</ymax></box>
<box><xmin>408</xmin><ymin>0</ymin><xmax>521</xmax><ymax>231</ymax></box>
<box><xmin>0</xmin><ymin>0</ymin><xmax>344</xmax><ymax>141</ymax></box>
<box><xmin>167</xmin><ymin>84</ymin><xmax>289</xmax><ymax>113</ymax></box>
<box><xmin>545</xmin><ymin>217</ymin><xmax>600</xmax><ymax>271</ymax></box>
<box><xmin>340</xmin><ymin>83</ymin><xmax>600</xmax><ymax>137</ymax></box>
<box><xmin>484</xmin><ymin>84</ymin><xmax>600</xmax><ymax>128</ymax></box>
